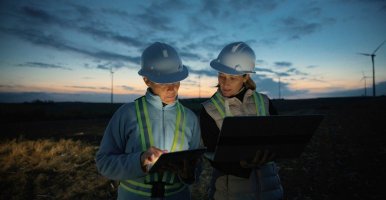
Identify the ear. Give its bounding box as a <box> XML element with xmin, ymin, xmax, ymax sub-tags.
<box><xmin>143</xmin><ymin>77</ymin><xmax>151</xmax><ymax>87</ymax></box>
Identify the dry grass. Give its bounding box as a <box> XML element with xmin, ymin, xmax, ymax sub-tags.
<box><xmin>0</xmin><ymin>139</ymin><xmax>115</xmax><ymax>199</ymax></box>
<box><xmin>0</xmin><ymin>138</ymin><xmax>210</xmax><ymax>200</ymax></box>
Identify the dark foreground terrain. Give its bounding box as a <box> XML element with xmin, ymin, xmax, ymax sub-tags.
<box><xmin>1</xmin><ymin>96</ymin><xmax>385</xmax><ymax>199</ymax></box>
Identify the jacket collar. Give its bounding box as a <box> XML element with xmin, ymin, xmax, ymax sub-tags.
<box><xmin>145</xmin><ymin>88</ymin><xmax>179</xmax><ymax>110</ymax></box>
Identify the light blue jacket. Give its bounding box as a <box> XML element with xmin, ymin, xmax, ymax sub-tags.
<box><xmin>96</xmin><ymin>89</ymin><xmax>201</xmax><ymax>200</ymax></box>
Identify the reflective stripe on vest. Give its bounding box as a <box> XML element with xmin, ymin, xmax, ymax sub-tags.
<box><xmin>211</xmin><ymin>91</ymin><xmax>266</xmax><ymax>117</ymax></box>
<box><xmin>120</xmin><ymin>96</ymin><xmax>187</xmax><ymax>196</ymax></box>
<box><xmin>211</xmin><ymin>92</ymin><xmax>227</xmax><ymax>118</ymax></box>
<box><xmin>252</xmin><ymin>92</ymin><xmax>266</xmax><ymax>116</ymax></box>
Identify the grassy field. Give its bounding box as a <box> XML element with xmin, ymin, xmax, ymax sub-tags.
<box><xmin>1</xmin><ymin>96</ymin><xmax>386</xmax><ymax>199</ymax></box>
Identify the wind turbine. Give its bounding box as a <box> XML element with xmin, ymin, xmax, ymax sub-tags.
<box><xmin>278</xmin><ymin>75</ymin><xmax>281</xmax><ymax>99</ymax></box>
<box><xmin>360</xmin><ymin>71</ymin><xmax>370</xmax><ymax>96</ymax></box>
<box><xmin>198</xmin><ymin>75</ymin><xmax>201</xmax><ymax>99</ymax></box>
<box><xmin>358</xmin><ymin>40</ymin><xmax>386</xmax><ymax>97</ymax></box>
<box><xmin>110</xmin><ymin>66</ymin><xmax>114</xmax><ymax>104</ymax></box>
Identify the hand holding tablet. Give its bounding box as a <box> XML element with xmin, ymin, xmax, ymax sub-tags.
<box><xmin>148</xmin><ymin>148</ymin><xmax>207</xmax><ymax>173</ymax></box>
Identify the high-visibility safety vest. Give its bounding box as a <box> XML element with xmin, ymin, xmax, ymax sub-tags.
<box><xmin>119</xmin><ymin>96</ymin><xmax>187</xmax><ymax>197</ymax></box>
<box><xmin>210</xmin><ymin>91</ymin><xmax>267</xmax><ymax>118</ymax></box>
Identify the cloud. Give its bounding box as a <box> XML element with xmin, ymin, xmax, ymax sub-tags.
<box><xmin>276</xmin><ymin>72</ymin><xmax>291</xmax><ymax>77</ymax></box>
<box><xmin>20</xmin><ymin>3</ymin><xmax>145</xmax><ymax>48</ymax></box>
<box><xmin>201</xmin><ymin>0</ymin><xmax>223</xmax><ymax>17</ymax></box>
<box><xmin>1</xmin><ymin>2</ymin><xmax>145</xmax><ymax>60</ymax></box>
<box><xmin>188</xmin><ymin>67</ymin><xmax>217</xmax><ymax>77</ymax></box>
<box><xmin>133</xmin><ymin>12</ymin><xmax>173</xmax><ymax>33</ymax></box>
<box><xmin>274</xmin><ymin>61</ymin><xmax>292</xmax><ymax>68</ymax></box>
<box><xmin>381</xmin><ymin>5</ymin><xmax>386</xmax><ymax>12</ymax></box>
<box><xmin>286</xmin><ymin>68</ymin><xmax>308</xmax><ymax>76</ymax></box>
<box><xmin>276</xmin><ymin>16</ymin><xmax>322</xmax><ymax>40</ymax></box>
<box><xmin>253</xmin><ymin>76</ymin><xmax>308</xmax><ymax>99</ymax></box>
<box><xmin>0</xmin><ymin>84</ymin><xmax>25</xmax><ymax>89</ymax></box>
<box><xmin>21</xmin><ymin>6</ymin><xmax>55</xmax><ymax>23</ymax></box>
<box><xmin>229</xmin><ymin>0</ymin><xmax>280</xmax><ymax>11</ymax></box>
<box><xmin>0</xmin><ymin>27</ymin><xmax>141</xmax><ymax>66</ymax></box>
<box><xmin>180</xmin><ymin>52</ymin><xmax>201</xmax><ymax>61</ymax></box>
<box><xmin>202</xmin><ymin>0</ymin><xmax>280</xmax><ymax>17</ymax></box>
<box><xmin>79</xmin><ymin>26</ymin><xmax>144</xmax><ymax>47</ymax></box>
<box><xmin>65</xmin><ymin>86</ymin><xmax>110</xmax><ymax>91</ymax></box>
<box><xmin>0</xmin><ymin>91</ymin><xmax>141</xmax><ymax>103</ymax></box>
<box><xmin>121</xmin><ymin>85</ymin><xmax>135</xmax><ymax>91</ymax></box>
<box><xmin>16</xmin><ymin>62</ymin><xmax>72</xmax><ymax>70</ymax></box>
<box><xmin>255</xmin><ymin>67</ymin><xmax>276</xmax><ymax>74</ymax></box>
<box><xmin>101</xmin><ymin>8</ymin><xmax>130</xmax><ymax>18</ymax></box>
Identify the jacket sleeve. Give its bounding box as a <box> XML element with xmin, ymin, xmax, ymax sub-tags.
<box><xmin>95</xmin><ymin>105</ymin><xmax>147</xmax><ymax>180</ymax></box>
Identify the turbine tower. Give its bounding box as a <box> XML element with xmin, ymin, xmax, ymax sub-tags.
<box><xmin>358</xmin><ymin>40</ymin><xmax>386</xmax><ymax>97</ymax></box>
<box><xmin>198</xmin><ymin>75</ymin><xmax>201</xmax><ymax>99</ymax></box>
<box><xmin>360</xmin><ymin>71</ymin><xmax>370</xmax><ymax>97</ymax></box>
<box><xmin>110</xmin><ymin>66</ymin><xmax>114</xmax><ymax>104</ymax></box>
<box><xmin>278</xmin><ymin>75</ymin><xmax>281</xmax><ymax>99</ymax></box>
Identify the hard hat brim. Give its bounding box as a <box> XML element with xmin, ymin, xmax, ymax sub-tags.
<box><xmin>210</xmin><ymin>59</ymin><xmax>255</xmax><ymax>75</ymax></box>
<box><xmin>138</xmin><ymin>65</ymin><xmax>189</xmax><ymax>84</ymax></box>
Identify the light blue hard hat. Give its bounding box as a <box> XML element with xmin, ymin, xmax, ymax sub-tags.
<box><xmin>138</xmin><ymin>42</ymin><xmax>188</xmax><ymax>83</ymax></box>
<box><xmin>210</xmin><ymin>42</ymin><xmax>256</xmax><ymax>75</ymax></box>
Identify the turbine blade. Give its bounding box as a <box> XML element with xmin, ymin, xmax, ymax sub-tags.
<box><xmin>358</xmin><ymin>52</ymin><xmax>371</xmax><ymax>56</ymax></box>
<box><xmin>373</xmin><ymin>40</ymin><xmax>386</xmax><ymax>54</ymax></box>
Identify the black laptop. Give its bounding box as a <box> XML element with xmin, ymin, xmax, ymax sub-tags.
<box><xmin>206</xmin><ymin>115</ymin><xmax>324</xmax><ymax>162</ymax></box>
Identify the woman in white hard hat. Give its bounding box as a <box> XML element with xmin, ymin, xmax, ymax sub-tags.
<box><xmin>96</xmin><ymin>42</ymin><xmax>201</xmax><ymax>200</ymax></box>
<box><xmin>200</xmin><ymin>42</ymin><xmax>283</xmax><ymax>200</ymax></box>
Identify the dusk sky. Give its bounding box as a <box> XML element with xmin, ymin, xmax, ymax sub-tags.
<box><xmin>1</xmin><ymin>0</ymin><xmax>386</xmax><ymax>103</ymax></box>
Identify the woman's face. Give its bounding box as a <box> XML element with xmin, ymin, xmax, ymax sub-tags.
<box><xmin>143</xmin><ymin>77</ymin><xmax>180</xmax><ymax>104</ymax></box>
<box><xmin>218</xmin><ymin>73</ymin><xmax>248</xmax><ymax>97</ymax></box>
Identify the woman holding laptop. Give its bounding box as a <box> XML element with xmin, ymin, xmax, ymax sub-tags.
<box><xmin>200</xmin><ymin>42</ymin><xmax>283</xmax><ymax>200</ymax></box>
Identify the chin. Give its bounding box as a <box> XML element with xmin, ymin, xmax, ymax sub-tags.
<box><xmin>163</xmin><ymin>98</ymin><xmax>176</xmax><ymax>104</ymax></box>
<box><xmin>221</xmin><ymin>91</ymin><xmax>232</xmax><ymax>97</ymax></box>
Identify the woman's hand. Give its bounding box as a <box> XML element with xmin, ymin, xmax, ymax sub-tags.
<box><xmin>240</xmin><ymin>149</ymin><xmax>275</xmax><ymax>168</ymax></box>
<box><xmin>140</xmin><ymin>146</ymin><xmax>168</xmax><ymax>172</ymax></box>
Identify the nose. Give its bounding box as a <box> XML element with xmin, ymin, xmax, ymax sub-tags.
<box><xmin>222</xmin><ymin>78</ymin><xmax>231</xmax><ymax>86</ymax></box>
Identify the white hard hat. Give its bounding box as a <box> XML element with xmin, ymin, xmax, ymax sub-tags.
<box><xmin>138</xmin><ymin>42</ymin><xmax>188</xmax><ymax>83</ymax></box>
<box><xmin>210</xmin><ymin>42</ymin><xmax>256</xmax><ymax>75</ymax></box>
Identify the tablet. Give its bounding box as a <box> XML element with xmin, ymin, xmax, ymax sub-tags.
<box><xmin>212</xmin><ymin>115</ymin><xmax>323</xmax><ymax>162</ymax></box>
<box><xmin>148</xmin><ymin>148</ymin><xmax>207</xmax><ymax>173</ymax></box>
